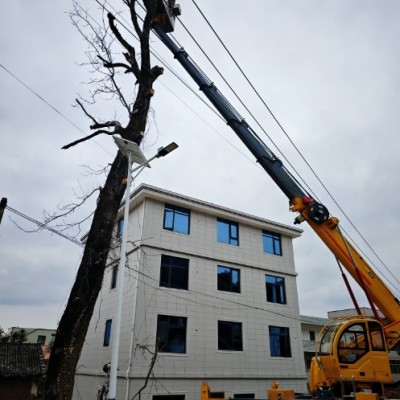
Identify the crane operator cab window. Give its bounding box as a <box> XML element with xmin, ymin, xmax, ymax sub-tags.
<box><xmin>368</xmin><ymin>320</ymin><xmax>385</xmax><ymax>351</ymax></box>
<box><xmin>338</xmin><ymin>323</ymin><xmax>368</xmax><ymax>363</ymax></box>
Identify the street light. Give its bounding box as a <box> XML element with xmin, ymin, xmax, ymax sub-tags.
<box><xmin>108</xmin><ymin>137</ymin><xmax>178</xmax><ymax>400</ymax></box>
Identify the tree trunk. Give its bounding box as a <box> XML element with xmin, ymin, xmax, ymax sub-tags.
<box><xmin>43</xmin><ymin>1</ymin><xmax>160</xmax><ymax>392</ymax></box>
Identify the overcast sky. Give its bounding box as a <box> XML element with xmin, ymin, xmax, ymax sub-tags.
<box><xmin>1</xmin><ymin>0</ymin><xmax>400</xmax><ymax>331</ymax></box>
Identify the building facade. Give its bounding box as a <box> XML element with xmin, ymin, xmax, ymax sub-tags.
<box><xmin>73</xmin><ymin>184</ymin><xmax>306</xmax><ymax>400</ymax></box>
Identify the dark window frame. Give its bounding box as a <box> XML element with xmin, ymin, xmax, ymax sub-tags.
<box><xmin>160</xmin><ymin>255</ymin><xmax>189</xmax><ymax>290</ymax></box>
<box><xmin>218</xmin><ymin>320</ymin><xmax>243</xmax><ymax>351</ymax></box>
<box><xmin>217</xmin><ymin>265</ymin><xmax>240</xmax><ymax>293</ymax></box>
<box><xmin>156</xmin><ymin>315</ymin><xmax>187</xmax><ymax>354</ymax></box>
<box><xmin>153</xmin><ymin>396</ymin><xmax>185</xmax><ymax>400</ymax></box>
<box><xmin>262</xmin><ymin>230</ymin><xmax>282</xmax><ymax>256</ymax></box>
<box><xmin>217</xmin><ymin>218</ymin><xmax>239</xmax><ymax>246</ymax></box>
<box><xmin>265</xmin><ymin>274</ymin><xmax>287</xmax><ymax>304</ymax></box>
<box><xmin>163</xmin><ymin>203</ymin><xmax>190</xmax><ymax>235</ymax></box>
<box><xmin>269</xmin><ymin>325</ymin><xmax>291</xmax><ymax>357</ymax></box>
<box><xmin>104</xmin><ymin>319</ymin><xmax>112</xmax><ymax>347</ymax></box>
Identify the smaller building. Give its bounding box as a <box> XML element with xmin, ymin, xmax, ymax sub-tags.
<box><xmin>300</xmin><ymin>315</ymin><xmax>328</xmax><ymax>374</ymax></box>
<box><xmin>10</xmin><ymin>327</ymin><xmax>56</xmax><ymax>345</ymax></box>
<box><xmin>0</xmin><ymin>343</ymin><xmax>45</xmax><ymax>400</ymax></box>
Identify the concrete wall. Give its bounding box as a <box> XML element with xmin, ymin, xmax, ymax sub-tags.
<box><xmin>73</xmin><ymin>186</ymin><xmax>306</xmax><ymax>400</ymax></box>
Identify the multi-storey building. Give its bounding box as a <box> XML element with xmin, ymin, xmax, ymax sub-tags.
<box><xmin>73</xmin><ymin>184</ymin><xmax>306</xmax><ymax>400</ymax></box>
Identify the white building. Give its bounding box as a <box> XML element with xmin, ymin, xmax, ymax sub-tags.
<box><xmin>73</xmin><ymin>184</ymin><xmax>306</xmax><ymax>400</ymax></box>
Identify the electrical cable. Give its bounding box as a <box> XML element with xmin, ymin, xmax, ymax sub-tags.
<box><xmin>0</xmin><ymin>64</ymin><xmax>113</xmax><ymax>157</ymax></box>
<box><xmin>5</xmin><ymin>204</ymin><xmax>84</xmax><ymax>247</ymax></box>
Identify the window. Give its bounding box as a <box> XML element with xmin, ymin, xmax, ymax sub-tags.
<box><xmin>234</xmin><ymin>395</ymin><xmax>255</xmax><ymax>399</ymax></box>
<box><xmin>217</xmin><ymin>266</ymin><xmax>240</xmax><ymax>293</ymax></box>
<box><xmin>117</xmin><ymin>218</ymin><xmax>124</xmax><ymax>238</ymax></box>
<box><xmin>153</xmin><ymin>396</ymin><xmax>185</xmax><ymax>400</ymax></box>
<box><xmin>156</xmin><ymin>315</ymin><xmax>187</xmax><ymax>353</ymax></box>
<box><xmin>265</xmin><ymin>274</ymin><xmax>286</xmax><ymax>304</ymax></box>
<box><xmin>262</xmin><ymin>230</ymin><xmax>282</xmax><ymax>255</ymax></box>
<box><xmin>309</xmin><ymin>330</ymin><xmax>316</xmax><ymax>342</ymax></box>
<box><xmin>163</xmin><ymin>204</ymin><xmax>190</xmax><ymax>234</ymax></box>
<box><xmin>218</xmin><ymin>321</ymin><xmax>243</xmax><ymax>351</ymax></box>
<box><xmin>338</xmin><ymin>323</ymin><xmax>368</xmax><ymax>363</ymax></box>
<box><xmin>104</xmin><ymin>319</ymin><xmax>112</xmax><ymax>347</ymax></box>
<box><xmin>390</xmin><ymin>359</ymin><xmax>400</xmax><ymax>374</ymax></box>
<box><xmin>160</xmin><ymin>255</ymin><xmax>189</xmax><ymax>290</ymax></box>
<box><xmin>111</xmin><ymin>265</ymin><xmax>118</xmax><ymax>289</ymax></box>
<box><xmin>37</xmin><ymin>335</ymin><xmax>46</xmax><ymax>345</ymax></box>
<box><xmin>269</xmin><ymin>326</ymin><xmax>291</xmax><ymax>357</ymax></box>
<box><xmin>369</xmin><ymin>321</ymin><xmax>385</xmax><ymax>351</ymax></box>
<box><xmin>217</xmin><ymin>218</ymin><xmax>239</xmax><ymax>246</ymax></box>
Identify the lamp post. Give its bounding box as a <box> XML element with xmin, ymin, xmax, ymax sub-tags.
<box><xmin>108</xmin><ymin>137</ymin><xmax>178</xmax><ymax>400</ymax></box>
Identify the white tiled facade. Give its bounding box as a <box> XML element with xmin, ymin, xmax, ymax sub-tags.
<box><xmin>73</xmin><ymin>184</ymin><xmax>307</xmax><ymax>400</ymax></box>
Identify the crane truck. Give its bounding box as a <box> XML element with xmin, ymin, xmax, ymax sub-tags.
<box><xmin>150</xmin><ymin>2</ymin><xmax>400</xmax><ymax>398</ymax></box>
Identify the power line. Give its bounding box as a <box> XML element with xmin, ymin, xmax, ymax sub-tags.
<box><xmin>4</xmin><ymin>204</ymin><xmax>84</xmax><ymax>248</ymax></box>
<box><xmin>0</xmin><ymin>64</ymin><xmax>114</xmax><ymax>157</ymax></box>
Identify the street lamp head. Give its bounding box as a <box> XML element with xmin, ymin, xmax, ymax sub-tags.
<box><xmin>157</xmin><ymin>142</ymin><xmax>178</xmax><ymax>157</ymax></box>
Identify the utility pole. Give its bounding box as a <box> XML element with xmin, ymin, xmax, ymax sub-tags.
<box><xmin>0</xmin><ymin>198</ymin><xmax>7</xmax><ymax>224</ymax></box>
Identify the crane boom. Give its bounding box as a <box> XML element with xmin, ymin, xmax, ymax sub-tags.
<box><xmin>151</xmin><ymin>21</ymin><xmax>400</xmax><ymax>342</ymax></box>
<box><xmin>150</xmin><ymin>3</ymin><xmax>400</xmax><ymax>394</ymax></box>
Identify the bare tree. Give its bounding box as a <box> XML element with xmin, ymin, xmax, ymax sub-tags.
<box><xmin>44</xmin><ymin>1</ymin><xmax>165</xmax><ymax>399</ymax></box>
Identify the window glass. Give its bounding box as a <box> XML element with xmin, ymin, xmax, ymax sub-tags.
<box><xmin>262</xmin><ymin>230</ymin><xmax>282</xmax><ymax>256</ymax></box>
<box><xmin>338</xmin><ymin>323</ymin><xmax>368</xmax><ymax>363</ymax></box>
<box><xmin>217</xmin><ymin>218</ymin><xmax>239</xmax><ymax>246</ymax></box>
<box><xmin>309</xmin><ymin>330</ymin><xmax>316</xmax><ymax>342</ymax></box>
<box><xmin>217</xmin><ymin>266</ymin><xmax>240</xmax><ymax>293</ymax></box>
<box><xmin>265</xmin><ymin>275</ymin><xmax>286</xmax><ymax>304</ymax></box>
<box><xmin>111</xmin><ymin>265</ymin><xmax>118</xmax><ymax>289</ymax></box>
<box><xmin>160</xmin><ymin>255</ymin><xmax>189</xmax><ymax>290</ymax></box>
<box><xmin>104</xmin><ymin>319</ymin><xmax>112</xmax><ymax>347</ymax></box>
<box><xmin>156</xmin><ymin>315</ymin><xmax>187</xmax><ymax>353</ymax></box>
<box><xmin>37</xmin><ymin>335</ymin><xmax>46</xmax><ymax>345</ymax></box>
<box><xmin>234</xmin><ymin>395</ymin><xmax>255</xmax><ymax>399</ymax></box>
<box><xmin>163</xmin><ymin>204</ymin><xmax>190</xmax><ymax>234</ymax></box>
<box><xmin>218</xmin><ymin>321</ymin><xmax>243</xmax><ymax>351</ymax></box>
<box><xmin>117</xmin><ymin>218</ymin><xmax>124</xmax><ymax>238</ymax></box>
<box><xmin>369</xmin><ymin>321</ymin><xmax>385</xmax><ymax>351</ymax></box>
<box><xmin>269</xmin><ymin>326</ymin><xmax>291</xmax><ymax>357</ymax></box>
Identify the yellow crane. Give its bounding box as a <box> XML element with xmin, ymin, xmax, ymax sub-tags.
<box><xmin>151</xmin><ymin>1</ymin><xmax>400</xmax><ymax>398</ymax></box>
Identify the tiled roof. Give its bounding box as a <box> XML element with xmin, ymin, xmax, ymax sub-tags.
<box><xmin>0</xmin><ymin>343</ymin><xmax>45</xmax><ymax>377</ymax></box>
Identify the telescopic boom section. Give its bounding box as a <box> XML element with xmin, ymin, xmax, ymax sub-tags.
<box><xmin>151</xmin><ymin>3</ymin><xmax>400</xmax><ymax>349</ymax></box>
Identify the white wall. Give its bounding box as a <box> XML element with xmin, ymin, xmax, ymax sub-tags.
<box><xmin>74</xmin><ymin>187</ymin><xmax>307</xmax><ymax>400</ymax></box>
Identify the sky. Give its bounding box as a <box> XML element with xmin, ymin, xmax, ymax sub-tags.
<box><xmin>1</xmin><ymin>0</ymin><xmax>400</xmax><ymax>331</ymax></box>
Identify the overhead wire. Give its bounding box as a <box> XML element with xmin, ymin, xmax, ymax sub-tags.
<box><xmin>173</xmin><ymin>18</ymin><xmax>316</xmax><ymax>201</ymax></box>
<box><xmin>187</xmin><ymin>0</ymin><xmax>400</xmax><ymax>289</ymax></box>
<box><xmin>0</xmin><ymin>64</ymin><xmax>114</xmax><ymax>157</ymax></box>
<box><xmin>4</xmin><ymin>204</ymin><xmax>84</xmax><ymax>248</ymax></box>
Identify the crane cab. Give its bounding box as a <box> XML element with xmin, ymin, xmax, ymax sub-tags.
<box><xmin>309</xmin><ymin>316</ymin><xmax>392</xmax><ymax>396</ymax></box>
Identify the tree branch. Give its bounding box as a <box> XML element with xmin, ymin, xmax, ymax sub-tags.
<box><xmin>76</xmin><ymin>98</ymin><xmax>98</xmax><ymax>125</ymax></box>
<box><xmin>131</xmin><ymin>341</ymin><xmax>159</xmax><ymax>400</ymax></box>
<box><xmin>62</xmin><ymin>130</ymin><xmax>114</xmax><ymax>150</ymax></box>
